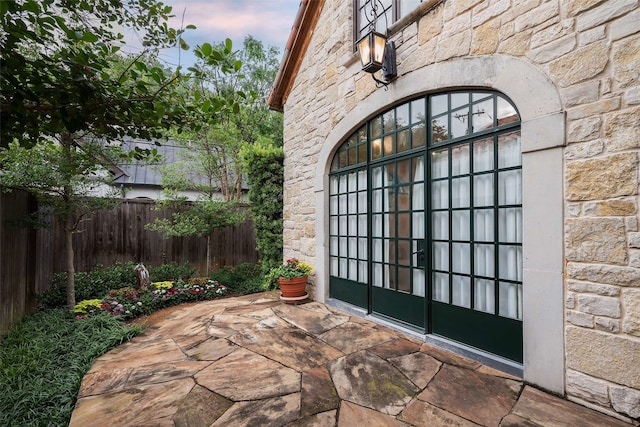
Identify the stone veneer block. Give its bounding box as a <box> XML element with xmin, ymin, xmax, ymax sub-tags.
<box><xmin>566</xmin><ymin>326</ymin><xmax>640</xmax><ymax>389</ymax></box>
<box><xmin>565</xmin><ymin>218</ymin><xmax>628</xmax><ymax>265</ymax></box>
<box><xmin>566</xmin><ymin>153</ymin><xmax>638</xmax><ymax>201</ymax></box>
<box><xmin>622</xmin><ymin>289</ymin><xmax>640</xmax><ymax>337</ymax></box>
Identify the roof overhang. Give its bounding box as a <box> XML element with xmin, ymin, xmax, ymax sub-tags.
<box><xmin>267</xmin><ymin>0</ymin><xmax>325</xmax><ymax>112</ymax></box>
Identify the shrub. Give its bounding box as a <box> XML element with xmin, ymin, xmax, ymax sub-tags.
<box><xmin>38</xmin><ymin>261</ymin><xmax>195</xmax><ymax>309</ymax></box>
<box><xmin>210</xmin><ymin>263</ymin><xmax>264</xmax><ymax>295</ymax></box>
<box><xmin>149</xmin><ymin>262</ymin><xmax>196</xmax><ymax>282</ymax></box>
<box><xmin>73</xmin><ymin>299</ymin><xmax>103</xmax><ymax>316</ymax></box>
<box><xmin>150</xmin><ymin>281</ymin><xmax>174</xmax><ymax>290</ymax></box>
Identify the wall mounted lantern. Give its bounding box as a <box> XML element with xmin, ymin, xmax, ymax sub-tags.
<box><xmin>357</xmin><ymin>0</ymin><xmax>397</xmax><ymax>88</ymax></box>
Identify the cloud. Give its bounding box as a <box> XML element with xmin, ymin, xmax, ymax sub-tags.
<box><xmin>167</xmin><ymin>0</ymin><xmax>297</xmax><ymax>50</ymax></box>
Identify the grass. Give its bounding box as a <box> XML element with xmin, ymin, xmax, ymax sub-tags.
<box><xmin>0</xmin><ymin>261</ymin><xmax>266</xmax><ymax>426</ymax></box>
<box><xmin>0</xmin><ymin>309</ymin><xmax>142</xmax><ymax>427</ymax></box>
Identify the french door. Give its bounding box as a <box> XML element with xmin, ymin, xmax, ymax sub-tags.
<box><xmin>329</xmin><ymin>91</ymin><xmax>523</xmax><ymax>362</ymax></box>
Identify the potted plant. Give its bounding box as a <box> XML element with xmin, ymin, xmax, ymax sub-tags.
<box><xmin>271</xmin><ymin>258</ymin><xmax>313</xmax><ymax>299</ymax></box>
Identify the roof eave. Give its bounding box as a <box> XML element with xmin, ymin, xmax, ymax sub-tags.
<box><xmin>267</xmin><ymin>0</ymin><xmax>325</xmax><ymax>112</ymax></box>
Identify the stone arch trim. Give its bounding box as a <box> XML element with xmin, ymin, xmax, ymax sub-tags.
<box><xmin>313</xmin><ymin>55</ymin><xmax>565</xmax><ymax>394</ymax></box>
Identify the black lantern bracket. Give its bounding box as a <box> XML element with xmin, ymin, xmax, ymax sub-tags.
<box><xmin>356</xmin><ymin>0</ymin><xmax>397</xmax><ymax>89</ymax></box>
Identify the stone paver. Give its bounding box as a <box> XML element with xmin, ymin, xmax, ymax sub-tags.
<box><xmin>69</xmin><ymin>293</ymin><xmax>635</xmax><ymax>427</ymax></box>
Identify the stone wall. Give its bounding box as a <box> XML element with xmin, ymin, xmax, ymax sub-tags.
<box><xmin>281</xmin><ymin>0</ymin><xmax>639</xmax><ymax>420</ymax></box>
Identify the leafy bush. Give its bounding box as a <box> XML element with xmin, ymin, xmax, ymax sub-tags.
<box><xmin>73</xmin><ymin>299</ymin><xmax>103</xmax><ymax>316</ymax></box>
<box><xmin>240</xmin><ymin>141</ymin><xmax>284</xmax><ymax>271</ymax></box>
<box><xmin>0</xmin><ymin>309</ymin><xmax>141</xmax><ymax>426</ymax></box>
<box><xmin>210</xmin><ymin>263</ymin><xmax>264</xmax><ymax>294</ymax></box>
<box><xmin>38</xmin><ymin>261</ymin><xmax>196</xmax><ymax>309</ymax></box>
<box><xmin>149</xmin><ymin>262</ymin><xmax>196</xmax><ymax>282</ymax></box>
<box><xmin>39</xmin><ymin>262</ymin><xmax>138</xmax><ymax>309</ymax></box>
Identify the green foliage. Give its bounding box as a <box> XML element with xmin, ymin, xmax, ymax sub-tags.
<box><xmin>38</xmin><ymin>261</ymin><xmax>195</xmax><ymax>309</ymax></box>
<box><xmin>270</xmin><ymin>258</ymin><xmax>313</xmax><ymax>279</ymax></box>
<box><xmin>210</xmin><ymin>262</ymin><xmax>264</xmax><ymax>294</ymax></box>
<box><xmin>149</xmin><ymin>261</ymin><xmax>196</xmax><ymax>282</ymax></box>
<box><xmin>240</xmin><ymin>141</ymin><xmax>284</xmax><ymax>271</ymax></box>
<box><xmin>0</xmin><ymin>309</ymin><xmax>141</xmax><ymax>426</ymax></box>
<box><xmin>73</xmin><ymin>299</ymin><xmax>103</xmax><ymax>316</ymax></box>
<box><xmin>147</xmin><ymin>200</ymin><xmax>246</xmax><ymax>238</ymax></box>
<box><xmin>1</xmin><ymin>0</ymin><xmax>190</xmax><ymax>146</ymax></box>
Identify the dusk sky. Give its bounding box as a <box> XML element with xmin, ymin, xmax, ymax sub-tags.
<box><xmin>155</xmin><ymin>0</ymin><xmax>300</xmax><ymax>69</ymax></box>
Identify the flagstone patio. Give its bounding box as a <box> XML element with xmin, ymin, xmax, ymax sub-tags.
<box><xmin>69</xmin><ymin>292</ymin><xmax>633</xmax><ymax>426</ymax></box>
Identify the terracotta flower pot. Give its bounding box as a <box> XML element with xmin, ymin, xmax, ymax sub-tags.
<box><xmin>278</xmin><ymin>276</ymin><xmax>308</xmax><ymax>298</ymax></box>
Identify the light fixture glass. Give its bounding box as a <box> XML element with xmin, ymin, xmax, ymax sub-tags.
<box><xmin>357</xmin><ymin>30</ymin><xmax>387</xmax><ymax>73</ymax></box>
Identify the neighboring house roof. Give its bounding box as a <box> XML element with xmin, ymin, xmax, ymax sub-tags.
<box><xmin>113</xmin><ymin>139</ymin><xmax>182</xmax><ymax>187</ymax></box>
<box><xmin>267</xmin><ymin>0</ymin><xmax>325</xmax><ymax>112</ymax></box>
<box><xmin>112</xmin><ymin>138</ymin><xmax>247</xmax><ymax>191</ymax></box>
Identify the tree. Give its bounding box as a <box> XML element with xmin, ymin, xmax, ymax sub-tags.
<box><xmin>0</xmin><ymin>0</ymin><xmax>234</xmax><ymax>308</ymax></box>
<box><xmin>145</xmin><ymin>138</ymin><xmax>247</xmax><ymax>274</ymax></box>
<box><xmin>0</xmin><ymin>138</ymin><xmax>122</xmax><ymax>307</ymax></box>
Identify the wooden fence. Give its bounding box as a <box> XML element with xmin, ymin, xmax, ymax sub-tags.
<box><xmin>1</xmin><ymin>191</ymin><xmax>259</xmax><ymax>334</ymax></box>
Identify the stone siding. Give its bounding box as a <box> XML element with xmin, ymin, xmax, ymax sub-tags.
<box><xmin>281</xmin><ymin>0</ymin><xmax>639</xmax><ymax>420</ymax></box>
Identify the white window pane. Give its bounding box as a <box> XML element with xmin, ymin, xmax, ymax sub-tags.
<box><xmin>413</xmin><ymin>268</ymin><xmax>425</xmax><ymax>297</ymax></box>
<box><xmin>330</xmin><ymin>176</ymin><xmax>338</xmax><ymax>193</ymax></box>
<box><xmin>358</xmin><ymin>238</ymin><xmax>367</xmax><ymax>259</ymax></box>
<box><xmin>498</xmin><ymin>132</ymin><xmax>521</xmax><ymax>168</ymax></box>
<box><xmin>330</xmin><ymin>217</ymin><xmax>338</xmax><ymax>235</ymax></box>
<box><xmin>331</xmin><ymin>257</ymin><xmax>339</xmax><ymax>276</ymax></box>
<box><xmin>433</xmin><ymin>272</ymin><xmax>449</xmax><ymax>302</ymax></box>
<box><xmin>499</xmin><ymin>207</ymin><xmax>522</xmax><ymax>243</ymax></box>
<box><xmin>499</xmin><ymin>282</ymin><xmax>522</xmax><ymax>320</ymax></box>
<box><xmin>330</xmin><ymin>195</ymin><xmax>338</xmax><ymax>215</ymax></box>
<box><xmin>451</xmin><ymin>93</ymin><xmax>468</xmax><ymax>109</ymax></box>
<box><xmin>400</xmin><ymin>0</ymin><xmax>421</xmax><ymax>18</ymax></box>
<box><xmin>339</xmin><ymin>216</ymin><xmax>347</xmax><ymax>235</ymax></box>
<box><xmin>373</xmin><ymin>239</ymin><xmax>383</xmax><ymax>262</ymax></box>
<box><xmin>474</xmin><ymin>278</ymin><xmax>495</xmax><ymax>313</ymax></box>
<box><xmin>451</xmin><ymin>144</ymin><xmax>469</xmax><ymax>175</ymax></box>
<box><xmin>452</xmin><ymin>275</ymin><xmax>471</xmax><ymax>308</ymax></box>
<box><xmin>349</xmin><ymin>237</ymin><xmax>357</xmax><ymax>258</ymax></box>
<box><xmin>339</xmin><ymin>237</ymin><xmax>348</xmax><ymax>257</ymax></box>
<box><xmin>473</xmin><ymin>174</ymin><xmax>494</xmax><ymax>206</ymax></box>
<box><xmin>348</xmin><ymin>192</ymin><xmax>357</xmax><ymax>213</ymax></box>
<box><xmin>372</xmin><ymin>214</ymin><xmax>382</xmax><ymax>237</ymax></box>
<box><xmin>372</xmin><ymin>189</ymin><xmax>383</xmax><ymax>212</ymax></box>
<box><xmin>358</xmin><ymin>170</ymin><xmax>368</xmax><ymax>190</ymax></box>
<box><xmin>452</xmin><ymin>210</ymin><xmax>470</xmax><ymax>241</ymax></box>
<box><xmin>359</xmin><ymin>261</ymin><xmax>368</xmax><ymax>283</ymax></box>
<box><xmin>499</xmin><ymin>245</ymin><xmax>522</xmax><ymax>281</ymax></box>
<box><xmin>372</xmin><ymin>166</ymin><xmax>383</xmax><ymax>187</ymax></box>
<box><xmin>412</xmin><ymin>183</ymin><xmax>424</xmax><ymax>209</ymax></box>
<box><xmin>452</xmin><ymin>177</ymin><xmax>470</xmax><ymax>208</ymax></box>
<box><xmin>431</xmin><ymin>149</ymin><xmax>448</xmax><ymax>178</ymax></box>
<box><xmin>349</xmin><ymin>215</ymin><xmax>358</xmax><ymax>236</ymax></box>
<box><xmin>413</xmin><ymin>211</ymin><xmax>425</xmax><ymax>238</ymax></box>
<box><xmin>349</xmin><ymin>259</ymin><xmax>358</xmax><ymax>281</ymax></box>
<box><xmin>433</xmin><ymin>242</ymin><xmax>449</xmax><ymax>270</ymax></box>
<box><xmin>330</xmin><ymin>237</ymin><xmax>338</xmax><ymax>256</ymax></box>
<box><xmin>348</xmin><ymin>172</ymin><xmax>357</xmax><ymax>192</ymax></box>
<box><xmin>431</xmin><ymin>180</ymin><xmax>449</xmax><ymax>209</ymax></box>
<box><xmin>373</xmin><ymin>263</ymin><xmax>383</xmax><ymax>287</ymax></box>
<box><xmin>432</xmin><ymin>211</ymin><xmax>449</xmax><ymax>239</ymax></box>
<box><xmin>339</xmin><ymin>258</ymin><xmax>348</xmax><ymax>279</ymax></box>
<box><xmin>339</xmin><ymin>175</ymin><xmax>347</xmax><ymax>193</ymax></box>
<box><xmin>358</xmin><ymin>191</ymin><xmax>367</xmax><ymax>212</ymax></box>
<box><xmin>452</xmin><ymin>243</ymin><xmax>470</xmax><ymax>274</ymax></box>
<box><xmin>498</xmin><ymin>170</ymin><xmax>522</xmax><ymax>205</ymax></box>
<box><xmin>497</xmin><ymin>97</ymin><xmax>518</xmax><ymax>123</ymax></box>
<box><xmin>473</xmin><ymin>138</ymin><xmax>494</xmax><ymax>172</ymax></box>
<box><xmin>358</xmin><ymin>214</ymin><xmax>367</xmax><ymax>235</ymax></box>
<box><xmin>474</xmin><ymin>244</ymin><xmax>495</xmax><ymax>277</ymax></box>
<box><xmin>339</xmin><ymin>194</ymin><xmax>347</xmax><ymax>214</ymax></box>
<box><xmin>474</xmin><ymin>209</ymin><xmax>494</xmax><ymax>241</ymax></box>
